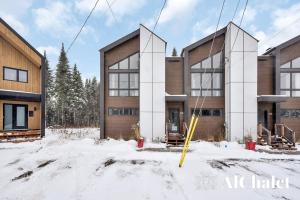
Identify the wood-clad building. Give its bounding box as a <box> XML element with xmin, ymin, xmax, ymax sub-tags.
<box><xmin>0</xmin><ymin>18</ymin><xmax>45</xmax><ymax>139</ymax></box>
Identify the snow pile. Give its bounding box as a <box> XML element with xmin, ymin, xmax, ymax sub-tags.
<box><xmin>0</xmin><ymin>128</ymin><xmax>299</xmax><ymax>200</ymax></box>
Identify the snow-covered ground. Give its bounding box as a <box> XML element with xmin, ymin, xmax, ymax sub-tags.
<box><xmin>0</xmin><ymin>128</ymin><xmax>300</xmax><ymax>200</ymax></box>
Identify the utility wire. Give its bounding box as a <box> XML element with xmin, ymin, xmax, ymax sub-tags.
<box><xmin>105</xmin><ymin>0</ymin><xmax>118</xmax><ymax>24</ymax></box>
<box><xmin>192</xmin><ymin>0</ymin><xmax>226</xmax><ymax>114</ymax></box>
<box><xmin>140</xmin><ymin>0</ymin><xmax>167</xmax><ymax>58</ymax></box>
<box><xmin>66</xmin><ymin>0</ymin><xmax>101</xmax><ymax>53</ymax></box>
<box><xmin>197</xmin><ymin>0</ymin><xmax>249</xmax><ymax>116</ymax></box>
<box><xmin>259</xmin><ymin>15</ymin><xmax>300</xmax><ymax>47</ymax></box>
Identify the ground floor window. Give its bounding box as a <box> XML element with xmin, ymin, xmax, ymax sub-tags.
<box><xmin>108</xmin><ymin>107</ymin><xmax>139</xmax><ymax>116</ymax></box>
<box><xmin>280</xmin><ymin>109</ymin><xmax>300</xmax><ymax>118</ymax></box>
<box><xmin>3</xmin><ymin>104</ymin><xmax>28</xmax><ymax>130</ymax></box>
<box><xmin>191</xmin><ymin>108</ymin><xmax>224</xmax><ymax>117</ymax></box>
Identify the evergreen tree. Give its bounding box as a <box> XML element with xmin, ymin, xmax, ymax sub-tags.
<box><xmin>54</xmin><ymin>43</ymin><xmax>72</xmax><ymax>127</ymax></box>
<box><xmin>45</xmin><ymin>51</ymin><xmax>55</xmax><ymax>127</ymax></box>
<box><xmin>172</xmin><ymin>47</ymin><xmax>178</xmax><ymax>56</ymax></box>
<box><xmin>70</xmin><ymin>64</ymin><xmax>85</xmax><ymax>126</ymax></box>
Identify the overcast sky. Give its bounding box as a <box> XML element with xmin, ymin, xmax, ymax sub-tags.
<box><xmin>1</xmin><ymin>0</ymin><xmax>300</xmax><ymax>80</ymax></box>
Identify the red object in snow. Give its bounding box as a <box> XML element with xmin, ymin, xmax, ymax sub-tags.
<box><xmin>245</xmin><ymin>141</ymin><xmax>256</xmax><ymax>150</ymax></box>
<box><xmin>137</xmin><ymin>138</ymin><xmax>144</xmax><ymax>148</ymax></box>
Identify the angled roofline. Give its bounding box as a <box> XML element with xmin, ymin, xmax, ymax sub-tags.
<box><xmin>99</xmin><ymin>24</ymin><xmax>167</xmax><ymax>53</ymax></box>
<box><xmin>0</xmin><ymin>18</ymin><xmax>43</xmax><ymax>58</ymax></box>
<box><xmin>263</xmin><ymin>34</ymin><xmax>300</xmax><ymax>55</ymax></box>
<box><xmin>181</xmin><ymin>21</ymin><xmax>258</xmax><ymax>56</ymax></box>
<box><xmin>99</xmin><ymin>29</ymin><xmax>140</xmax><ymax>52</ymax></box>
<box><xmin>139</xmin><ymin>24</ymin><xmax>167</xmax><ymax>44</ymax></box>
<box><xmin>229</xmin><ymin>21</ymin><xmax>259</xmax><ymax>42</ymax></box>
<box><xmin>181</xmin><ymin>26</ymin><xmax>227</xmax><ymax>56</ymax></box>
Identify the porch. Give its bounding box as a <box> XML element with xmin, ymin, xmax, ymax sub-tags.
<box><xmin>0</xmin><ymin>130</ymin><xmax>41</xmax><ymax>142</ymax></box>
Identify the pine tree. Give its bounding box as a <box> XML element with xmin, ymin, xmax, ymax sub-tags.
<box><xmin>54</xmin><ymin>43</ymin><xmax>72</xmax><ymax>127</ymax></box>
<box><xmin>70</xmin><ymin>64</ymin><xmax>84</xmax><ymax>126</ymax></box>
<box><xmin>90</xmin><ymin>77</ymin><xmax>98</xmax><ymax>127</ymax></box>
<box><xmin>45</xmin><ymin>51</ymin><xmax>55</xmax><ymax>127</ymax></box>
<box><xmin>84</xmin><ymin>78</ymin><xmax>92</xmax><ymax>126</ymax></box>
<box><xmin>172</xmin><ymin>47</ymin><xmax>178</xmax><ymax>56</ymax></box>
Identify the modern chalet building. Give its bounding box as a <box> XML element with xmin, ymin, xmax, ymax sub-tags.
<box><xmin>99</xmin><ymin>22</ymin><xmax>300</xmax><ymax>143</ymax></box>
<box><xmin>0</xmin><ymin>18</ymin><xmax>45</xmax><ymax>140</ymax></box>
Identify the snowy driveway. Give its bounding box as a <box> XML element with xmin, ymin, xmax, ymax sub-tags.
<box><xmin>0</xmin><ymin>129</ymin><xmax>300</xmax><ymax>200</ymax></box>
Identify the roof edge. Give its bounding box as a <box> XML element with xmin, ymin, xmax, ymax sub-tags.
<box><xmin>139</xmin><ymin>24</ymin><xmax>167</xmax><ymax>44</ymax></box>
<box><xmin>0</xmin><ymin>18</ymin><xmax>43</xmax><ymax>59</ymax></box>
<box><xmin>99</xmin><ymin>29</ymin><xmax>139</xmax><ymax>52</ymax></box>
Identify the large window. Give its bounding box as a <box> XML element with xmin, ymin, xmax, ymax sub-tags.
<box><xmin>3</xmin><ymin>104</ymin><xmax>28</xmax><ymax>130</ymax></box>
<box><xmin>109</xmin><ymin>73</ymin><xmax>139</xmax><ymax>96</ymax></box>
<box><xmin>108</xmin><ymin>53</ymin><xmax>139</xmax><ymax>96</ymax></box>
<box><xmin>3</xmin><ymin>67</ymin><xmax>28</xmax><ymax>83</ymax></box>
<box><xmin>280</xmin><ymin>57</ymin><xmax>300</xmax><ymax>97</ymax></box>
<box><xmin>190</xmin><ymin>51</ymin><xmax>223</xmax><ymax>96</ymax></box>
<box><xmin>191</xmin><ymin>51</ymin><xmax>222</xmax><ymax>69</ymax></box>
<box><xmin>109</xmin><ymin>53</ymin><xmax>139</xmax><ymax>70</ymax></box>
<box><xmin>108</xmin><ymin>107</ymin><xmax>139</xmax><ymax>116</ymax></box>
<box><xmin>191</xmin><ymin>72</ymin><xmax>223</xmax><ymax>96</ymax></box>
<box><xmin>280</xmin><ymin>72</ymin><xmax>300</xmax><ymax>97</ymax></box>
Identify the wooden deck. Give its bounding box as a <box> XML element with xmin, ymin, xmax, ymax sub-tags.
<box><xmin>0</xmin><ymin>130</ymin><xmax>41</xmax><ymax>142</ymax></box>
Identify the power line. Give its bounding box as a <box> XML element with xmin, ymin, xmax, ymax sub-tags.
<box><xmin>198</xmin><ymin>0</ymin><xmax>249</xmax><ymax>114</ymax></box>
<box><xmin>192</xmin><ymin>0</ymin><xmax>226</xmax><ymax>113</ymax></box>
<box><xmin>259</xmin><ymin>15</ymin><xmax>300</xmax><ymax>46</ymax></box>
<box><xmin>140</xmin><ymin>0</ymin><xmax>167</xmax><ymax>58</ymax></box>
<box><xmin>66</xmin><ymin>0</ymin><xmax>101</xmax><ymax>53</ymax></box>
<box><xmin>105</xmin><ymin>0</ymin><xmax>118</xmax><ymax>24</ymax></box>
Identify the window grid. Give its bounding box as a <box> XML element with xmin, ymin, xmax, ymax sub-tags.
<box><xmin>109</xmin><ymin>73</ymin><xmax>139</xmax><ymax>96</ymax></box>
<box><xmin>191</xmin><ymin>108</ymin><xmax>224</xmax><ymax>117</ymax></box>
<box><xmin>191</xmin><ymin>72</ymin><xmax>223</xmax><ymax>97</ymax></box>
<box><xmin>280</xmin><ymin>72</ymin><xmax>300</xmax><ymax>97</ymax></box>
<box><xmin>3</xmin><ymin>67</ymin><xmax>28</xmax><ymax>83</ymax></box>
<box><xmin>108</xmin><ymin>107</ymin><xmax>139</xmax><ymax>116</ymax></box>
<box><xmin>108</xmin><ymin>52</ymin><xmax>139</xmax><ymax>97</ymax></box>
<box><xmin>281</xmin><ymin>109</ymin><xmax>300</xmax><ymax>118</ymax></box>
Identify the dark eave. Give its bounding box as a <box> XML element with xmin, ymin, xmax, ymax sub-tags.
<box><xmin>99</xmin><ymin>29</ymin><xmax>140</xmax><ymax>53</ymax></box>
<box><xmin>263</xmin><ymin>34</ymin><xmax>300</xmax><ymax>55</ymax></box>
<box><xmin>181</xmin><ymin>26</ymin><xmax>227</xmax><ymax>56</ymax></box>
<box><xmin>0</xmin><ymin>18</ymin><xmax>43</xmax><ymax>59</ymax></box>
<box><xmin>0</xmin><ymin>90</ymin><xmax>41</xmax><ymax>102</ymax></box>
<box><xmin>181</xmin><ymin>21</ymin><xmax>258</xmax><ymax>56</ymax></box>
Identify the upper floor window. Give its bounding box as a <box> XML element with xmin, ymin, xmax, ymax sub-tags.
<box><xmin>108</xmin><ymin>53</ymin><xmax>139</xmax><ymax>97</ymax></box>
<box><xmin>191</xmin><ymin>72</ymin><xmax>223</xmax><ymax>96</ymax></box>
<box><xmin>280</xmin><ymin>72</ymin><xmax>300</xmax><ymax>97</ymax></box>
<box><xmin>109</xmin><ymin>72</ymin><xmax>139</xmax><ymax>96</ymax></box>
<box><xmin>191</xmin><ymin>51</ymin><xmax>223</xmax><ymax>69</ymax></box>
<box><xmin>109</xmin><ymin>53</ymin><xmax>139</xmax><ymax>70</ymax></box>
<box><xmin>3</xmin><ymin>67</ymin><xmax>28</xmax><ymax>83</ymax></box>
<box><xmin>280</xmin><ymin>57</ymin><xmax>300</xmax><ymax>69</ymax></box>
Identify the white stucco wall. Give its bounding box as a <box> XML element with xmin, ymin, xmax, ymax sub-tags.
<box><xmin>225</xmin><ymin>22</ymin><xmax>258</xmax><ymax>142</ymax></box>
<box><xmin>139</xmin><ymin>25</ymin><xmax>166</xmax><ymax>141</ymax></box>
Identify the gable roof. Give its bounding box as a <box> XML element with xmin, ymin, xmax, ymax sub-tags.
<box><xmin>181</xmin><ymin>21</ymin><xmax>258</xmax><ymax>56</ymax></box>
<box><xmin>99</xmin><ymin>24</ymin><xmax>167</xmax><ymax>53</ymax></box>
<box><xmin>181</xmin><ymin>26</ymin><xmax>227</xmax><ymax>56</ymax></box>
<box><xmin>0</xmin><ymin>18</ymin><xmax>43</xmax><ymax>66</ymax></box>
<box><xmin>263</xmin><ymin>34</ymin><xmax>300</xmax><ymax>55</ymax></box>
<box><xmin>99</xmin><ymin>29</ymin><xmax>140</xmax><ymax>53</ymax></box>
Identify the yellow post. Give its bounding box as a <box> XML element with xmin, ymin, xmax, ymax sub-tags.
<box><xmin>179</xmin><ymin>114</ymin><xmax>195</xmax><ymax>167</ymax></box>
<box><xmin>179</xmin><ymin>114</ymin><xmax>198</xmax><ymax>167</ymax></box>
<box><xmin>179</xmin><ymin>117</ymin><xmax>198</xmax><ymax>167</ymax></box>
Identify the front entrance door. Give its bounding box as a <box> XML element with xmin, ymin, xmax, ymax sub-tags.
<box><xmin>169</xmin><ymin>109</ymin><xmax>180</xmax><ymax>133</ymax></box>
<box><xmin>3</xmin><ymin>104</ymin><xmax>28</xmax><ymax>130</ymax></box>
